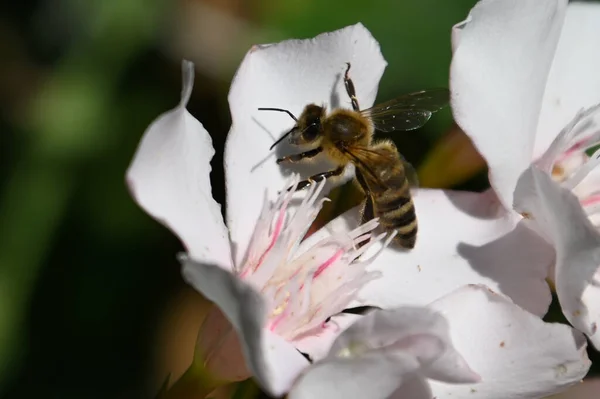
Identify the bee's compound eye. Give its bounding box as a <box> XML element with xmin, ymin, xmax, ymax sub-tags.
<box><xmin>302</xmin><ymin>123</ymin><xmax>320</xmax><ymax>142</ymax></box>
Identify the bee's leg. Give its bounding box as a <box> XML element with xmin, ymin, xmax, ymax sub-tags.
<box><xmin>355</xmin><ymin>168</ymin><xmax>375</xmax><ymax>249</ymax></box>
<box><xmin>344</xmin><ymin>62</ymin><xmax>360</xmax><ymax>111</ymax></box>
<box><xmin>355</xmin><ymin>170</ymin><xmax>374</xmax><ymax>223</ymax></box>
<box><xmin>293</xmin><ymin>166</ymin><xmax>345</xmax><ymax>191</ymax></box>
<box><xmin>361</xmin><ymin>194</ymin><xmax>375</xmax><ymax>225</ymax></box>
<box><xmin>276</xmin><ymin>147</ymin><xmax>322</xmax><ymax>164</ymax></box>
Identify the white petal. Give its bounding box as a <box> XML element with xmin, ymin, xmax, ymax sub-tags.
<box><xmin>450</xmin><ymin>17</ymin><xmax>469</xmax><ymax>52</ymax></box>
<box><xmin>422</xmin><ymin>340</ymin><xmax>481</xmax><ymax>384</ymax></box>
<box><xmin>359</xmin><ymin>189</ymin><xmax>553</xmax><ymax>316</ymax></box>
<box><xmin>126</xmin><ymin>61</ymin><xmax>232</xmax><ymax>268</ymax></box>
<box><xmin>293</xmin><ymin>313</ymin><xmax>359</xmax><ymax>362</ymax></box>
<box><xmin>329</xmin><ymin>307</ymin><xmax>445</xmax><ymax>360</ymax></box>
<box><xmin>225</xmin><ymin>24</ymin><xmax>386</xmax><ymax>264</ymax></box>
<box><xmin>428</xmin><ymin>285</ymin><xmax>590</xmax><ymax>399</ymax></box>
<box><xmin>388</xmin><ymin>377</ymin><xmax>432</xmax><ymax>399</ymax></box>
<box><xmin>513</xmin><ymin>167</ymin><xmax>558</xmax><ymax>240</ymax></box>
<box><xmin>288</xmin><ymin>352</ymin><xmax>423</xmax><ymax>399</ymax></box>
<box><xmin>290</xmin><ymin>307</ymin><xmax>478</xmax><ymax>399</ymax></box>
<box><xmin>330</xmin><ymin>307</ymin><xmax>480</xmax><ymax>383</ymax></box>
<box><xmin>450</xmin><ymin>0</ymin><xmax>567</xmax><ymax>208</ymax></box>
<box><xmin>535</xmin><ymin>2</ymin><xmax>600</xmax><ymax>157</ymax></box>
<box><xmin>179</xmin><ymin>255</ymin><xmax>308</xmax><ymax>396</ymax></box>
<box><xmin>548</xmin><ymin>379</ymin><xmax>600</xmax><ymax>399</ymax></box>
<box><xmin>514</xmin><ymin>167</ymin><xmax>600</xmax><ymax>349</ymax></box>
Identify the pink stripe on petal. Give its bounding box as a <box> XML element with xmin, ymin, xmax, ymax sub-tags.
<box><xmin>313</xmin><ymin>249</ymin><xmax>344</xmax><ymax>279</ymax></box>
<box><xmin>556</xmin><ymin>138</ymin><xmax>588</xmax><ymax>162</ymax></box>
<box><xmin>581</xmin><ymin>193</ymin><xmax>600</xmax><ymax>207</ymax></box>
<box><xmin>268</xmin><ymin>313</ymin><xmax>285</xmax><ymax>332</ymax></box>
<box><xmin>254</xmin><ymin>206</ymin><xmax>287</xmax><ymax>272</ymax></box>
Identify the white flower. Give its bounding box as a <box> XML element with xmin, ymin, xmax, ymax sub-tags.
<box><xmin>177</xmin><ymin>176</ymin><xmax>396</xmax><ymax>396</ymax></box>
<box><xmin>451</xmin><ymin>0</ymin><xmax>600</xmax><ymax>348</ymax></box>
<box><xmin>126</xmin><ymin>60</ymin><xmax>392</xmax><ymax>395</ymax></box>
<box><xmin>290</xmin><ymin>285</ymin><xmax>589</xmax><ymax>399</ymax></box>
<box><xmin>126</xmin><ymin>24</ymin><xmax>590</xmax><ymax>398</ymax></box>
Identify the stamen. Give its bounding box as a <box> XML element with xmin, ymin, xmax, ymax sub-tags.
<box><xmin>300</xmin><ymin>276</ymin><xmax>312</xmax><ymax>315</ymax></box>
<box><xmin>538</xmin><ymin>104</ymin><xmax>600</xmax><ymax>173</ymax></box>
<box><xmin>246</xmin><ymin>175</ymin><xmax>330</xmax><ymax>288</ymax></box>
<box><xmin>272</xmin><ymin>273</ymin><xmax>314</xmax><ymax>335</ymax></box>
<box><xmin>564</xmin><ymin>147</ymin><xmax>600</xmax><ymax>191</ymax></box>
<box><xmin>353</xmin><ymin>231</ymin><xmax>397</xmax><ymax>266</ymax></box>
<box><xmin>237</xmin><ymin>191</ymin><xmax>272</xmax><ymax>276</ymax></box>
<box><xmin>555</xmin><ymin>132</ymin><xmax>600</xmax><ymax>164</ymax></box>
<box><xmin>538</xmin><ymin>109</ymin><xmax>589</xmax><ymax>173</ymax></box>
<box><xmin>536</xmin><ymin>104</ymin><xmax>600</xmax><ymax>237</ymax></box>
<box><xmin>235</xmin><ymin>175</ymin><xmax>396</xmax><ymax>345</ymax></box>
<box><xmin>313</xmin><ymin>249</ymin><xmax>344</xmax><ymax>279</ymax></box>
<box><xmin>349</xmin><ymin>218</ymin><xmax>380</xmax><ymax>239</ymax></box>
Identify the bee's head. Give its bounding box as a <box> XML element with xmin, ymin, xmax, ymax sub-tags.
<box><xmin>290</xmin><ymin>104</ymin><xmax>325</xmax><ymax>145</ymax></box>
<box><xmin>259</xmin><ymin>104</ymin><xmax>325</xmax><ymax>150</ymax></box>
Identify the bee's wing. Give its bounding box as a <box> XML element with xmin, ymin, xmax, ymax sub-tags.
<box><xmin>361</xmin><ymin>88</ymin><xmax>449</xmax><ymax>133</ymax></box>
<box><xmin>342</xmin><ymin>145</ymin><xmax>419</xmax><ymax>190</ymax></box>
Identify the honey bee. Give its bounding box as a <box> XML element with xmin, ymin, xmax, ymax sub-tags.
<box><xmin>259</xmin><ymin>63</ymin><xmax>448</xmax><ymax>249</ymax></box>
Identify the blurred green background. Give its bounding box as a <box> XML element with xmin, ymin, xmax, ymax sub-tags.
<box><xmin>0</xmin><ymin>0</ymin><xmax>597</xmax><ymax>398</ymax></box>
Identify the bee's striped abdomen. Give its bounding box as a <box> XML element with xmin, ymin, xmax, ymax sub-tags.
<box><xmin>374</xmin><ymin>177</ymin><xmax>418</xmax><ymax>249</ymax></box>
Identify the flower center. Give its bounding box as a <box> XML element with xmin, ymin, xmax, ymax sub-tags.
<box><xmin>233</xmin><ymin>176</ymin><xmax>393</xmax><ymax>342</ymax></box>
<box><xmin>537</xmin><ymin>105</ymin><xmax>600</xmax><ymax>226</ymax></box>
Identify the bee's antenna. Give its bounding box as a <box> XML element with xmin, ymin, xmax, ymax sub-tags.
<box><xmin>258</xmin><ymin>107</ymin><xmax>298</xmax><ymax>122</ymax></box>
<box><xmin>268</xmin><ymin>127</ymin><xmax>295</xmax><ymax>151</ymax></box>
<box><xmin>258</xmin><ymin>107</ymin><xmax>299</xmax><ymax>150</ymax></box>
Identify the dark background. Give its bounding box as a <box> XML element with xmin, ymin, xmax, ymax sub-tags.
<box><xmin>0</xmin><ymin>0</ymin><xmax>597</xmax><ymax>397</ymax></box>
